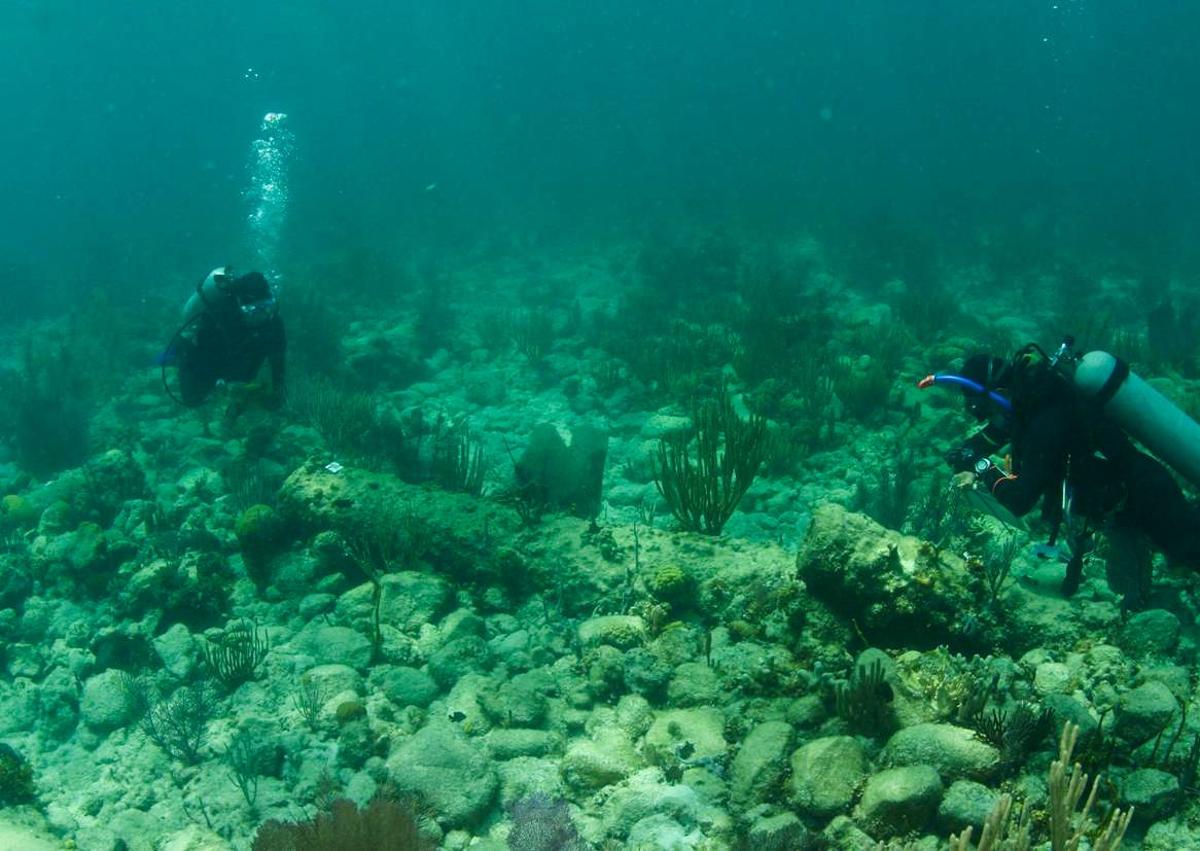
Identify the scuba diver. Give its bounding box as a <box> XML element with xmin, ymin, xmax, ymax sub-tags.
<box><xmin>160</xmin><ymin>267</ymin><xmax>286</xmax><ymax>415</ymax></box>
<box><xmin>920</xmin><ymin>339</ymin><xmax>1200</xmax><ymax>606</ymax></box>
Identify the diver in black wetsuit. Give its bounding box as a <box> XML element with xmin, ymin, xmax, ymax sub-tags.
<box><xmin>934</xmin><ymin>346</ymin><xmax>1200</xmax><ymax>603</ymax></box>
<box><xmin>162</xmin><ymin>267</ymin><xmax>287</xmax><ymax>413</ymax></box>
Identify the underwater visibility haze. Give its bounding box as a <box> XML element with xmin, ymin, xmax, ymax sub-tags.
<box><xmin>1</xmin><ymin>1</ymin><xmax>1200</xmax><ymax>848</ymax></box>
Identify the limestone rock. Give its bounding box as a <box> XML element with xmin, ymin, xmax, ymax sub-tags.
<box><xmin>428</xmin><ymin>636</ymin><xmax>491</xmax><ymax>690</ymax></box>
<box><xmin>375</xmin><ymin>666</ymin><xmax>439</xmax><ymax>708</ymax></box>
<box><xmin>791</xmin><ymin>736</ymin><xmax>868</xmax><ymax>818</ymax></box>
<box><xmin>561</xmin><ymin>728</ymin><xmax>641</xmax><ymax>793</ymax></box>
<box><xmin>291</xmin><ymin>624</ymin><xmax>373</xmax><ymax>670</ymax></box>
<box><xmin>667</xmin><ymin>661</ymin><xmax>723</xmax><ymax>707</ymax></box>
<box><xmin>883</xmin><ymin>723</ymin><xmax>1001</xmax><ymax>782</ymax></box>
<box><xmin>386</xmin><ymin>722</ymin><xmax>497</xmax><ymax>828</ymax></box>
<box><xmin>1114</xmin><ymin>682</ymin><xmax>1178</xmax><ymax>744</ymax></box>
<box><xmin>80</xmin><ymin>669</ymin><xmax>136</xmax><ymax>732</ymax></box>
<box><xmin>577</xmin><ymin>615</ymin><xmax>647</xmax><ymax>650</ymax></box>
<box><xmin>382</xmin><ymin>572</ymin><xmax>453</xmax><ymax>633</ymax></box>
<box><xmin>937</xmin><ymin>779</ymin><xmax>1000</xmax><ymax>835</ymax></box>
<box><xmin>1121</xmin><ymin>610</ymin><xmax>1181</xmax><ymax>657</ymax></box>
<box><xmin>796</xmin><ymin>503</ymin><xmax>973</xmax><ymax>646</ymax></box>
<box><xmin>485</xmin><ymin>729</ymin><xmax>561</xmax><ymax>760</ymax></box>
<box><xmin>644</xmin><ymin>707</ymin><xmax>727</xmax><ymax>765</ymax></box>
<box><xmin>730</xmin><ymin>721</ymin><xmax>793</xmax><ymax>808</ymax></box>
<box><xmin>1121</xmin><ymin>768</ymin><xmax>1179</xmax><ymax>821</ymax></box>
<box><xmin>857</xmin><ymin>766</ymin><xmax>943</xmax><ymax>838</ymax></box>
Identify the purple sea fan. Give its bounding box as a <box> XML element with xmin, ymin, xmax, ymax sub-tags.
<box><xmin>507</xmin><ymin>793</ymin><xmax>590</xmax><ymax>851</ymax></box>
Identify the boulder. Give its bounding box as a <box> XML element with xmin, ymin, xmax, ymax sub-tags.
<box><xmin>485</xmin><ymin>729</ymin><xmax>561</xmax><ymax>760</ymax></box>
<box><xmin>291</xmin><ymin>624</ymin><xmax>373</xmax><ymax>670</ymax></box>
<box><xmin>428</xmin><ymin>636</ymin><xmax>491</xmax><ymax>690</ymax></box>
<box><xmin>1121</xmin><ymin>768</ymin><xmax>1179</xmax><ymax>821</ymax></box>
<box><xmin>883</xmin><ymin>723</ymin><xmax>1001</xmax><ymax>782</ymax></box>
<box><xmin>1120</xmin><ymin>610</ymin><xmax>1180</xmax><ymax>658</ymax></box>
<box><xmin>375</xmin><ymin>666</ymin><xmax>439</xmax><ymax>708</ymax></box>
<box><xmin>730</xmin><ymin>721</ymin><xmax>793</xmax><ymax>808</ymax></box>
<box><xmin>937</xmin><ymin>780</ymin><xmax>1000</xmax><ymax>836</ymax></box>
<box><xmin>644</xmin><ymin>708</ymin><xmax>727</xmax><ymax>765</ymax></box>
<box><xmin>796</xmin><ymin>504</ymin><xmax>973</xmax><ymax>647</ymax></box>
<box><xmin>79</xmin><ymin>670</ymin><xmax>136</xmax><ymax>732</ymax></box>
<box><xmin>791</xmin><ymin>736</ymin><xmax>868</xmax><ymax>818</ymax></box>
<box><xmin>561</xmin><ymin>728</ymin><xmax>641</xmax><ymax>794</ymax></box>
<box><xmin>857</xmin><ymin>766</ymin><xmax>943</xmax><ymax>838</ymax></box>
<box><xmin>1114</xmin><ymin>682</ymin><xmax>1178</xmax><ymax>744</ymax></box>
<box><xmin>386</xmin><ymin>722</ymin><xmax>497</xmax><ymax>828</ymax></box>
<box><xmin>578</xmin><ymin>616</ymin><xmax>647</xmax><ymax>650</ymax></box>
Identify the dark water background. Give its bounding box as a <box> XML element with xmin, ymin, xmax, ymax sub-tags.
<box><xmin>2</xmin><ymin>0</ymin><xmax>1198</xmax><ymax>318</ymax></box>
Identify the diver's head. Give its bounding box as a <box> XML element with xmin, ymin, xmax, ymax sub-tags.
<box><xmin>960</xmin><ymin>353</ymin><xmax>1011</xmax><ymax>421</ymax></box>
<box><xmin>228</xmin><ymin>272</ymin><xmax>278</xmax><ymax>327</ymax></box>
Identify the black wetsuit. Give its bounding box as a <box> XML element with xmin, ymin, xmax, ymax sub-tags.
<box><xmin>951</xmin><ymin>380</ymin><xmax>1200</xmax><ymax>571</ymax></box>
<box><xmin>177</xmin><ymin>307</ymin><xmax>286</xmax><ymax>408</ymax></box>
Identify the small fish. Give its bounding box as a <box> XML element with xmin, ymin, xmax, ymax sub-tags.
<box><xmin>424</xmin><ymin>183</ymin><xmax>438</xmax><ymax>192</ymax></box>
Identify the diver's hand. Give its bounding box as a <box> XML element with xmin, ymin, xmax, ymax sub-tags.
<box><xmin>944</xmin><ymin>446</ymin><xmax>978</xmax><ymax>473</ymax></box>
<box><xmin>952</xmin><ymin>471</ymin><xmax>977</xmax><ymax>489</ymax></box>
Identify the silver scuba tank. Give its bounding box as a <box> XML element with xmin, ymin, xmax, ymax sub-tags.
<box><xmin>182</xmin><ymin>267</ymin><xmax>233</xmax><ymax>323</ymax></box>
<box><xmin>1073</xmin><ymin>350</ymin><xmax>1200</xmax><ymax>489</ymax></box>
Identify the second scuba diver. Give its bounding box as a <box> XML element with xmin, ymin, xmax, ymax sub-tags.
<box><xmin>922</xmin><ymin>340</ymin><xmax>1200</xmax><ymax>607</ymax></box>
<box><xmin>160</xmin><ymin>267</ymin><xmax>287</xmax><ymax>417</ymax></box>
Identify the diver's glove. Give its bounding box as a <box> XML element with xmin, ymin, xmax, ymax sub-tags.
<box><xmin>944</xmin><ymin>445</ymin><xmax>979</xmax><ymax>473</ymax></box>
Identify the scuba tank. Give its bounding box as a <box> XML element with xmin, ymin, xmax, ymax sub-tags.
<box><xmin>1071</xmin><ymin>348</ymin><xmax>1200</xmax><ymax>490</ymax></box>
<box><xmin>163</xmin><ymin>266</ymin><xmax>235</xmax><ymax>406</ymax></box>
<box><xmin>182</xmin><ymin>266</ymin><xmax>235</xmax><ymax>323</ymax></box>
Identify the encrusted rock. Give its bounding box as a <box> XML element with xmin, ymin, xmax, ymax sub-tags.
<box><xmin>291</xmin><ymin>624</ymin><xmax>373</xmax><ymax>670</ymax></box>
<box><xmin>485</xmin><ymin>729</ymin><xmax>561</xmax><ymax>760</ymax></box>
<box><xmin>1114</xmin><ymin>681</ymin><xmax>1178</xmax><ymax>744</ymax></box>
<box><xmin>1033</xmin><ymin>661</ymin><xmax>1073</xmax><ymax>695</ymax></box>
<box><xmin>644</xmin><ymin>707</ymin><xmax>727</xmax><ymax>765</ymax></box>
<box><xmin>1120</xmin><ymin>610</ymin><xmax>1181</xmax><ymax>658</ymax></box>
<box><xmin>374</xmin><ymin>665</ymin><xmax>438</xmax><ymax>708</ymax></box>
<box><xmin>796</xmin><ymin>504</ymin><xmax>973</xmax><ymax>646</ymax></box>
<box><xmin>857</xmin><ymin>765</ymin><xmax>943</xmax><ymax>838</ymax></box>
<box><xmin>428</xmin><ymin>636</ymin><xmax>491</xmax><ymax>690</ymax></box>
<box><xmin>386</xmin><ymin>722</ymin><xmax>497</xmax><ymax>828</ymax></box>
<box><xmin>790</xmin><ymin>735</ymin><xmax>868</xmax><ymax>818</ymax></box>
<box><xmin>667</xmin><ymin>661</ymin><xmax>724</xmax><ymax>707</ymax></box>
<box><xmin>745</xmin><ymin>812</ymin><xmax>815</xmax><ymax>851</ymax></box>
<box><xmin>479</xmin><ymin>669</ymin><xmax>551</xmax><ymax>727</ymax></box>
<box><xmin>1121</xmin><ymin>768</ymin><xmax>1179</xmax><ymax>821</ymax></box>
<box><xmin>561</xmin><ymin>727</ymin><xmax>642</xmax><ymax>793</ymax></box>
<box><xmin>577</xmin><ymin>615</ymin><xmax>647</xmax><ymax>650</ymax></box>
<box><xmin>937</xmin><ymin>779</ymin><xmax>1000</xmax><ymax>835</ymax></box>
<box><xmin>80</xmin><ymin>669</ymin><xmax>136</xmax><ymax>732</ymax></box>
<box><xmin>882</xmin><ymin>723</ymin><xmax>1001</xmax><ymax>782</ymax></box>
<box><xmin>382</xmin><ymin>572</ymin><xmax>453</xmax><ymax>633</ymax></box>
<box><xmin>597</xmin><ymin>769</ymin><xmax>719</xmax><ymax>839</ymax></box>
<box><xmin>730</xmin><ymin>721</ymin><xmax>794</xmax><ymax>808</ymax></box>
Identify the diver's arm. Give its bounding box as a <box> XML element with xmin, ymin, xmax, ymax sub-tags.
<box><xmin>945</xmin><ymin>422</ymin><xmax>1010</xmax><ymax>472</ymax></box>
<box><xmin>982</xmin><ymin>407</ymin><xmax>1070</xmax><ymax>517</ymax></box>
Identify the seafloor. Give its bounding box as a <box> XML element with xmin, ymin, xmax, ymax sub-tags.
<box><xmin>0</xmin><ymin>233</ymin><xmax>1197</xmax><ymax>850</ymax></box>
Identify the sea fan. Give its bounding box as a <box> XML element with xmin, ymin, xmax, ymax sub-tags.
<box><xmin>252</xmin><ymin>794</ymin><xmax>429</xmax><ymax>851</ymax></box>
<box><xmin>507</xmin><ymin>793</ymin><xmax>589</xmax><ymax>851</ymax></box>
